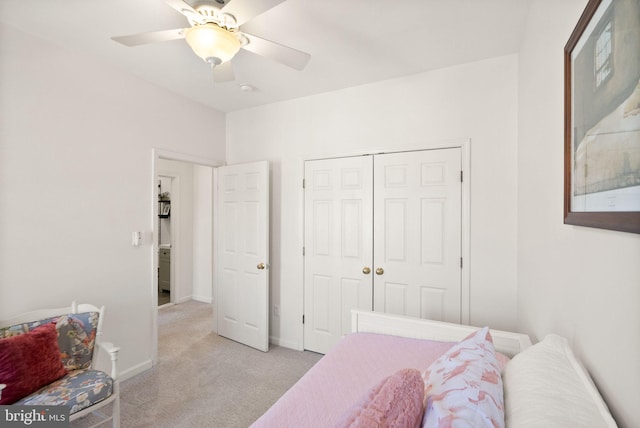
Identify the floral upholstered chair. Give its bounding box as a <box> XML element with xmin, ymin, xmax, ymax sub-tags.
<box><xmin>0</xmin><ymin>302</ymin><xmax>120</xmax><ymax>427</ymax></box>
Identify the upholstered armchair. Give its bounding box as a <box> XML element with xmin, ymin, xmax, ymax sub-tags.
<box><xmin>0</xmin><ymin>302</ymin><xmax>120</xmax><ymax>427</ymax></box>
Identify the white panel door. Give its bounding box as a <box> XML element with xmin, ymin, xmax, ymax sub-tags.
<box><xmin>373</xmin><ymin>149</ymin><xmax>462</xmax><ymax>323</ymax></box>
<box><xmin>217</xmin><ymin>161</ymin><xmax>269</xmax><ymax>352</ymax></box>
<box><xmin>303</xmin><ymin>156</ymin><xmax>373</xmax><ymax>354</ymax></box>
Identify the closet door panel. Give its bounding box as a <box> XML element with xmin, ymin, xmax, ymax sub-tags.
<box><xmin>373</xmin><ymin>149</ymin><xmax>462</xmax><ymax>323</ymax></box>
<box><xmin>384</xmin><ymin>199</ymin><xmax>408</xmax><ymax>262</ymax></box>
<box><xmin>304</xmin><ymin>156</ymin><xmax>373</xmax><ymax>354</ymax></box>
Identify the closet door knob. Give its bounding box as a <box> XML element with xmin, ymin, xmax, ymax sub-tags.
<box><xmin>375</xmin><ymin>267</ymin><xmax>384</xmax><ymax>275</ymax></box>
<box><xmin>257</xmin><ymin>263</ymin><xmax>266</xmax><ymax>270</ymax></box>
<box><xmin>362</xmin><ymin>267</ymin><xmax>371</xmax><ymax>274</ymax></box>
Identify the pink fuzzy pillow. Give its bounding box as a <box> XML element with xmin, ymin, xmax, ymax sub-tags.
<box><xmin>421</xmin><ymin>327</ymin><xmax>505</xmax><ymax>428</ymax></box>
<box><xmin>336</xmin><ymin>368</ymin><xmax>425</xmax><ymax>428</ymax></box>
<box><xmin>0</xmin><ymin>323</ymin><xmax>67</xmax><ymax>404</ymax></box>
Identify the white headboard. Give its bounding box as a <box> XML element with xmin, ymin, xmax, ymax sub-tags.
<box><xmin>352</xmin><ymin>310</ymin><xmax>531</xmax><ymax>357</ymax></box>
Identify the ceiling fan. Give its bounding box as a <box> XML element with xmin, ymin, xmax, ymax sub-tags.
<box><xmin>111</xmin><ymin>0</ymin><xmax>311</xmax><ymax>82</ymax></box>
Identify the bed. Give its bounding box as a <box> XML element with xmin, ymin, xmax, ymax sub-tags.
<box><xmin>252</xmin><ymin>310</ymin><xmax>618</xmax><ymax>428</ymax></box>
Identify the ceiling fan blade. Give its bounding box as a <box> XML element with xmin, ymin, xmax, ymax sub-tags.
<box><xmin>222</xmin><ymin>0</ymin><xmax>286</xmax><ymax>26</ymax></box>
<box><xmin>213</xmin><ymin>61</ymin><xmax>235</xmax><ymax>82</ymax></box>
<box><xmin>242</xmin><ymin>33</ymin><xmax>310</xmax><ymax>71</ymax></box>
<box><xmin>165</xmin><ymin>0</ymin><xmax>204</xmax><ymax>24</ymax></box>
<box><xmin>111</xmin><ymin>29</ymin><xmax>185</xmax><ymax>47</ymax></box>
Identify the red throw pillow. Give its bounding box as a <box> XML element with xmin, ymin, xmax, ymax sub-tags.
<box><xmin>0</xmin><ymin>322</ymin><xmax>67</xmax><ymax>404</ymax></box>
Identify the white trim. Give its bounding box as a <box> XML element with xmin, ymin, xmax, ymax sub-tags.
<box><xmin>460</xmin><ymin>139</ymin><xmax>471</xmax><ymax>325</ymax></box>
<box><xmin>269</xmin><ymin>335</ymin><xmax>299</xmax><ymax>350</ymax></box>
<box><xmin>295</xmin><ymin>159</ymin><xmax>306</xmax><ymax>351</ymax></box>
<box><xmin>158</xmin><ymin>302</ymin><xmax>175</xmax><ymax>309</ymax></box>
<box><xmin>351</xmin><ymin>309</ymin><xmax>531</xmax><ymax>357</ymax></box>
<box><xmin>170</xmin><ymin>176</ymin><xmax>179</xmax><ymax>304</ymax></box>
<box><xmin>118</xmin><ymin>359</ymin><xmax>153</xmax><ymax>382</ymax></box>
<box><xmin>303</xmin><ymin>138</ymin><xmax>471</xmax><ymax>162</ymax></box>
<box><xmin>191</xmin><ymin>295</ymin><xmax>213</xmax><ymax>304</ymax></box>
<box><xmin>176</xmin><ymin>295</ymin><xmax>193</xmax><ymax>304</ymax></box>
<box><xmin>155</xmin><ymin>149</ymin><xmax>222</xmax><ymax>167</ymax></box>
<box><xmin>212</xmin><ymin>167</ymin><xmax>219</xmax><ymax>334</ymax></box>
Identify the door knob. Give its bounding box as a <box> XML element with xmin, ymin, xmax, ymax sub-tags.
<box><xmin>375</xmin><ymin>267</ymin><xmax>384</xmax><ymax>275</ymax></box>
<box><xmin>362</xmin><ymin>267</ymin><xmax>371</xmax><ymax>274</ymax></box>
<box><xmin>257</xmin><ymin>263</ymin><xmax>266</xmax><ymax>270</ymax></box>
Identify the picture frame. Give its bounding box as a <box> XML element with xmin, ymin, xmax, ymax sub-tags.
<box><xmin>564</xmin><ymin>0</ymin><xmax>640</xmax><ymax>234</ymax></box>
<box><xmin>161</xmin><ymin>203</ymin><xmax>171</xmax><ymax>216</ymax></box>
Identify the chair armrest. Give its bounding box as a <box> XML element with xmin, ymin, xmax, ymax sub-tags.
<box><xmin>97</xmin><ymin>341</ymin><xmax>120</xmax><ymax>380</ymax></box>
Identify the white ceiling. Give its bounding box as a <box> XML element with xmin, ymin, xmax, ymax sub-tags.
<box><xmin>0</xmin><ymin>0</ymin><xmax>532</xmax><ymax>113</ymax></box>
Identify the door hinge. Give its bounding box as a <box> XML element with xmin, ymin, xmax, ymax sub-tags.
<box><xmin>460</xmin><ymin>257</ymin><xmax>463</xmax><ymax>268</ymax></box>
<box><xmin>302</xmin><ymin>315</ymin><xmax>305</xmax><ymax>324</ymax></box>
<box><xmin>302</xmin><ymin>178</ymin><xmax>305</xmax><ymax>189</ymax></box>
<box><xmin>302</xmin><ymin>246</ymin><xmax>305</xmax><ymax>256</ymax></box>
<box><xmin>460</xmin><ymin>171</ymin><xmax>464</xmax><ymax>182</ymax></box>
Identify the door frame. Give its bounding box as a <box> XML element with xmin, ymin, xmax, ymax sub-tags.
<box><xmin>151</xmin><ymin>149</ymin><xmax>224</xmax><ymax>366</ymax></box>
<box><xmin>301</xmin><ymin>139</ymin><xmax>471</xmax><ymax>349</ymax></box>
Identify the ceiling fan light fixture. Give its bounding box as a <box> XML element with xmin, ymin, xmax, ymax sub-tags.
<box><xmin>184</xmin><ymin>23</ymin><xmax>240</xmax><ymax>65</ymax></box>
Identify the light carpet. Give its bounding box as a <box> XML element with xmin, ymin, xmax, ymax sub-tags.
<box><xmin>75</xmin><ymin>300</ymin><xmax>322</xmax><ymax>427</ymax></box>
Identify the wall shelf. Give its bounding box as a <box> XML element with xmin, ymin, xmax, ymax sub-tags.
<box><xmin>159</xmin><ymin>200</ymin><xmax>171</xmax><ymax>218</ymax></box>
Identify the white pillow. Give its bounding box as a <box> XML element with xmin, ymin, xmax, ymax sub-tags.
<box><xmin>502</xmin><ymin>334</ymin><xmax>617</xmax><ymax>428</ymax></box>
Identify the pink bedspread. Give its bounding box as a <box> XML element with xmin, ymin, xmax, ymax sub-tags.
<box><xmin>251</xmin><ymin>333</ymin><xmax>457</xmax><ymax>428</ymax></box>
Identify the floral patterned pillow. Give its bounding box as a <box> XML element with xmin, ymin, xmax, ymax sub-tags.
<box><xmin>54</xmin><ymin>312</ymin><xmax>99</xmax><ymax>371</ymax></box>
<box><xmin>421</xmin><ymin>327</ymin><xmax>504</xmax><ymax>428</ymax></box>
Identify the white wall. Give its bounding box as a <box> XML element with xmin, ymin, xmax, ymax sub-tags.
<box><xmin>227</xmin><ymin>54</ymin><xmax>520</xmax><ymax>349</ymax></box>
<box><xmin>517</xmin><ymin>1</ymin><xmax>640</xmax><ymax>427</ymax></box>
<box><xmin>192</xmin><ymin>164</ymin><xmax>213</xmax><ymax>303</ymax></box>
<box><xmin>0</xmin><ymin>23</ymin><xmax>225</xmax><ymax>378</ymax></box>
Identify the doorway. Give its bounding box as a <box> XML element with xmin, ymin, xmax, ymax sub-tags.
<box><xmin>157</xmin><ymin>175</ymin><xmax>174</xmax><ymax>306</ymax></box>
<box><xmin>151</xmin><ymin>149</ymin><xmax>222</xmax><ymax>365</ymax></box>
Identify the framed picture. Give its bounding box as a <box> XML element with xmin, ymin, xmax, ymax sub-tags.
<box><xmin>564</xmin><ymin>0</ymin><xmax>640</xmax><ymax>233</ymax></box>
<box><xmin>161</xmin><ymin>203</ymin><xmax>171</xmax><ymax>216</ymax></box>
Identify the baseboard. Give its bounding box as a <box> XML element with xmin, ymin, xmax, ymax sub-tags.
<box><xmin>269</xmin><ymin>335</ymin><xmax>302</xmax><ymax>351</ymax></box>
<box><xmin>176</xmin><ymin>295</ymin><xmax>192</xmax><ymax>304</ymax></box>
<box><xmin>119</xmin><ymin>359</ymin><xmax>153</xmax><ymax>382</ymax></box>
<box><xmin>191</xmin><ymin>295</ymin><xmax>212</xmax><ymax>304</ymax></box>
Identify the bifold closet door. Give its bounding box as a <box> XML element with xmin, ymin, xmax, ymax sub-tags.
<box><xmin>372</xmin><ymin>149</ymin><xmax>462</xmax><ymax>323</ymax></box>
<box><xmin>303</xmin><ymin>156</ymin><xmax>373</xmax><ymax>354</ymax></box>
